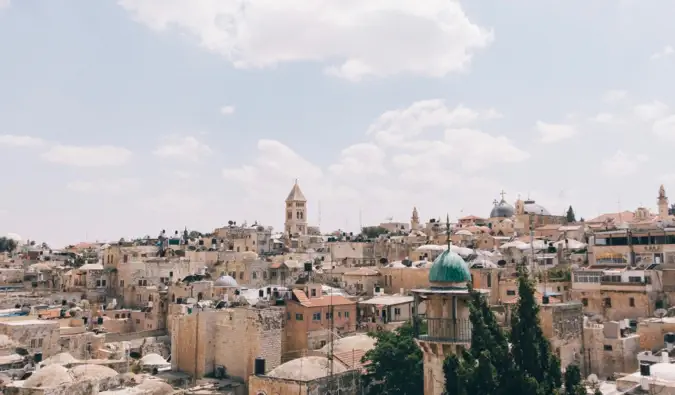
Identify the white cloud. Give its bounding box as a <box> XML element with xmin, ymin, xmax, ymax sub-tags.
<box><xmin>0</xmin><ymin>134</ymin><xmax>44</xmax><ymax>147</ymax></box>
<box><xmin>42</xmin><ymin>145</ymin><xmax>132</xmax><ymax>167</ymax></box>
<box><xmin>67</xmin><ymin>178</ymin><xmax>141</xmax><ymax>194</ymax></box>
<box><xmin>220</xmin><ymin>105</ymin><xmax>235</xmax><ymax>115</ymax></box>
<box><xmin>650</xmin><ymin>45</ymin><xmax>674</xmax><ymax>61</ymax></box>
<box><xmin>633</xmin><ymin>101</ymin><xmax>669</xmax><ymax>121</ymax></box>
<box><xmin>653</xmin><ymin>115</ymin><xmax>675</xmax><ymax>140</ymax></box>
<box><xmin>590</xmin><ymin>112</ymin><xmax>622</xmax><ymax>124</ymax></box>
<box><xmin>119</xmin><ymin>0</ymin><xmax>494</xmax><ymax>81</ymax></box>
<box><xmin>153</xmin><ymin>135</ymin><xmax>212</xmax><ymax>161</ymax></box>
<box><xmin>221</xmin><ymin>100</ymin><xmax>528</xmax><ymax>229</ymax></box>
<box><xmin>0</xmin><ymin>0</ymin><xmax>9</xmax><ymax>10</ymax></box>
<box><xmin>602</xmin><ymin>150</ymin><xmax>648</xmax><ymax>176</ymax></box>
<box><xmin>602</xmin><ymin>89</ymin><xmax>628</xmax><ymax>104</ymax></box>
<box><xmin>536</xmin><ymin>121</ymin><xmax>578</xmax><ymax>143</ymax></box>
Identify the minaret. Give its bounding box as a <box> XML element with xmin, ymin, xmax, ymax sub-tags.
<box><xmin>284</xmin><ymin>180</ymin><xmax>308</xmax><ymax>236</ymax></box>
<box><xmin>411</xmin><ymin>207</ymin><xmax>420</xmax><ymax>231</ymax></box>
<box><xmin>658</xmin><ymin>184</ymin><xmax>669</xmax><ymax>218</ymax></box>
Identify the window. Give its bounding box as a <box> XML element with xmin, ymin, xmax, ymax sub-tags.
<box><xmin>102</xmin><ymin>280</ymin><xmax>106</xmax><ymax>287</ymax></box>
<box><xmin>394</xmin><ymin>308</ymin><xmax>401</xmax><ymax>315</ymax></box>
<box><xmin>252</xmin><ymin>272</ymin><xmax>257</xmax><ymax>279</ymax></box>
<box><xmin>326</xmin><ymin>312</ymin><xmax>333</xmax><ymax>320</ymax></box>
<box><xmin>115</xmin><ymin>314</ymin><xmax>119</xmax><ymax>319</ymax></box>
<box><xmin>338</xmin><ymin>311</ymin><xmax>342</xmax><ymax>318</ymax></box>
<box><xmin>120</xmin><ymin>280</ymin><xmax>124</xmax><ymax>287</ymax></box>
<box><xmin>169</xmin><ymin>271</ymin><xmax>173</xmax><ymax>277</ymax></box>
<box><xmin>263</xmin><ymin>272</ymin><xmax>268</xmax><ymax>279</ymax></box>
<box><xmin>295</xmin><ymin>313</ymin><xmax>303</xmax><ymax>321</ymax></box>
<box><xmin>239</xmin><ymin>272</ymin><xmax>244</xmax><ymax>280</ymax></box>
<box><xmin>138</xmin><ymin>280</ymin><xmax>143</xmax><ymax>286</ymax></box>
<box><xmin>148</xmin><ymin>294</ymin><xmax>153</xmax><ymax>302</ymax></box>
<box><xmin>287</xmin><ymin>312</ymin><xmax>291</xmax><ymax>320</ymax></box>
<box><xmin>136</xmin><ymin>319</ymin><xmax>141</xmax><ymax>324</ymax></box>
<box><xmin>313</xmin><ymin>312</ymin><xmax>321</xmax><ymax>321</ymax></box>
<box><xmin>582</xmin><ymin>298</ymin><xmax>588</xmax><ymax>307</ymax></box>
<box><xmin>345</xmin><ymin>311</ymin><xmax>350</xmax><ymax>318</ymax></box>
<box><xmin>604</xmin><ymin>298</ymin><xmax>612</xmax><ymax>307</ymax></box>
<box><xmin>603</xmin><ymin>345</ymin><xmax>613</xmax><ymax>351</ymax></box>
<box><xmin>487</xmin><ymin>273</ymin><xmax>492</xmax><ymax>288</ymax></box>
<box><xmin>311</xmin><ymin>289</ymin><xmax>317</xmax><ymax>297</ymax></box>
<box><xmin>629</xmin><ymin>297</ymin><xmax>635</xmax><ymax>307</ymax></box>
<box><xmin>96</xmin><ymin>280</ymin><xmax>101</xmax><ymax>287</ymax></box>
<box><xmin>506</xmin><ymin>290</ymin><xmax>516</xmax><ymax>296</ymax></box>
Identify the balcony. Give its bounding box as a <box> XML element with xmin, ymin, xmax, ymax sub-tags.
<box><xmin>414</xmin><ymin>318</ymin><xmax>472</xmax><ymax>343</ymax></box>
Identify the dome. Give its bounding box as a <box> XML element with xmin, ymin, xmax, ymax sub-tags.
<box><xmin>24</xmin><ymin>364</ymin><xmax>72</xmax><ymax>388</ymax></box>
<box><xmin>523</xmin><ymin>200</ymin><xmax>550</xmax><ymax>216</ymax></box>
<box><xmin>214</xmin><ymin>275</ymin><xmax>238</xmax><ymax>287</ymax></box>
<box><xmin>267</xmin><ymin>356</ymin><xmax>348</xmax><ymax>381</ymax></box>
<box><xmin>69</xmin><ymin>364</ymin><xmax>118</xmax><ymax>381</ymax></box>
<box><xmin>429</xmin><ymin>249</ymin><xmax>471</xmax><ymax>285</ymax></box>
<box><xmin>490</xmin><ymin>199</ymin><xmax>515</xmax><ymax>218</ymax></box>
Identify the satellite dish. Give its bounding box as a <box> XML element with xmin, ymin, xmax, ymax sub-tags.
<box><xmin>587</xmin><ymin>374</ymin><xmax>599</xmax><ymax>384</ymax></box>
<box><xmin>655</xmin><ymin>309</ymin><xmax>668</xmax><ymax>320</ymax></box>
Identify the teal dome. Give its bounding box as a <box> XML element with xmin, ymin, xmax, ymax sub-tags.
<box><xmin>429</xmin><ymin>249</ymin><xmax>471</xmax><ymax>285</ymax></box>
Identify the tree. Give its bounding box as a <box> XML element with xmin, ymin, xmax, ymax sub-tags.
<box><xmin>362</xmin><ymin>226</ymin><xmax>389</xmax><ymax>239</ymax></box>
<box><xmin>362</xmin><ymin>321</ymin><xmax>423</xmax><ymax>395</ymax></box>
<box><xmin>0</xmin><ymin>237</ymin><xmax>17</xmax><ymax>253</ymax></box>
<box><xmin>563</xmin><ymin>364</ymin><xmax>586</xmax><ymax>395</ymax></box>
<box><xmin>566</xmin><ymin>206</ymin><xmax>576</xmax><ymax>223</ymax></box>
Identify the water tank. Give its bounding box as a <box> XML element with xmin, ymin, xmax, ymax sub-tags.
<box><xmin>664</xmin><ymin>332</ymin><xmax>675</xmax><ymax>344</ymax></box>
<box><xmin>640</xmin><ymin>363</ymin><xmax>651</xmax><ymax>376</ymax></box>
<box><xmin>254</xmin><ymin>357</ymin><xmax>265</xmax><ymax>375</ymax></box>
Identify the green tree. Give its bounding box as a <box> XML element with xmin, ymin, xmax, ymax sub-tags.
<box><xmin>566</xmin><ymin>206</ymin><xmax>576</xmax><ymax>223</ymax></box>
<box><xmin>0</xmin><ymin>237</ymin><xmax>17</xmax><ymax>253</ymax></box>
<box><xmin>563</xmin><ymin>364</ymin><xmax>586</xmax><ymax>395</ymax></box>
<box><xmin>362</xmin><ymin>321</ymin><xmax>423</xmax><ymax>395</ymax></box>
<box><xmin>361</xmin><ymin>226</ymin><xmax>389</xmax><ymax>239</ymax></box>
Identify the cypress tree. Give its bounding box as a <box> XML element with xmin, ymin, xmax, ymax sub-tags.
<box><xmin>563</xmin><ymin>364</ymin><xmax>587</xmax><ymax>395</ymax></box>
<box><xmin>566</xmin><ymin>206</ymin><xmax>576</xmax><ymax>223</ymax></box>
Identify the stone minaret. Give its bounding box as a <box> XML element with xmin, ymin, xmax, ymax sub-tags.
<box><xmin>658</xmin><ymin>184</ymin><xmax>669</xmax><ymax>218</ymax></box>
<box><xmin>411</xmin><ymin>207</ymin><xmax>420</xmax><ymax>231</ymax></box>
<box><xmin>285</xmin><ymin>180</ymin><xmax>307</xmax><ymax>236</ymax></box>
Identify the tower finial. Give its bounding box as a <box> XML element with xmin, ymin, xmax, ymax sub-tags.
<box><xmin>500</xmin><ymin>189</ymin><xmax>506</xmax><ymax>201</ymax></box>
<box><xmin>446</xmin><ymin>213</ymin><xmax>451</xmax><ymax>250</ymax></box>
<box><xmin>294</xmin><ymin>178</ymin><xmax>298</xmax><ymax>185</ymax></box>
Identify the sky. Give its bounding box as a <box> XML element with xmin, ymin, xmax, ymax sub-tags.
<box><xmin>2</xmin><ymin>0</ymin><xmax>675</xmax><ymax>247</ymax></box>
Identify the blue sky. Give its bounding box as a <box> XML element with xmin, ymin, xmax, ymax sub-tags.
<box><xmin>1</xmin><ymin>0</ymin><xmax>675</xmax><ymax>247</ymax></box>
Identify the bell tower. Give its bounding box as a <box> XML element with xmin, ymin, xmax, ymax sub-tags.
<box><xmin>658</xmin><ymin>184</ymin><xmax>669</xmax><ymax>218</ymax></box>
<box><xmin>285</xmin><ymin>180</ymin><xmax>307</xmax><ymax>236</ymax></box>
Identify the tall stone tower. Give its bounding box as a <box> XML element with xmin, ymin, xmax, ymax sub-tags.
<box><xmin>411</xmin><ymin>219</ymin><xmax>481</xmax><ymax>395</ymax></box>
<box><xmin>658</xmin><ymin>184</ymin><xmax>669</xmax><ymax>218</ymax></box>
<box><xmin>285</xmin><ymin>180</ymin><xmax>307</xmax><ymax>236</ymax></box>
<box><xmin>411</xmin><ymin>207</ymin><xmax>420</xmax><ymax>231</ymax></box>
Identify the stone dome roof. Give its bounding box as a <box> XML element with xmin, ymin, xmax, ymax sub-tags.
<box><xmin>24</xmin><ymin>364</ymin><xmax>72</xmax><ymax>388</ymax></box>
<box><xmin>267</xmin><ymin>356</ymin><xmax>348</xmax><ymax>381</ymax></box>
<box><xmin>428</xmin><ymin>249</ymin><xmax>471</xmax><ymax>285</ymax></box>
<box><xmin>214</xmin><ymin>275</ymin><xmax>238</xmax><ymax>287</ymax></box>
<box><xmin>523</xmin><ymin>200</ymin><xmax>550</xmax><ymax>216</ymax></box>
<box><xmin>69</xmin><ymin>364</ymin><xmax>118</xmax><ymax>382</ymax></box>
<box><xmin>490</xmin><ymin>199</ymin><xmax>515</xmax><ymax>218</ymax></box>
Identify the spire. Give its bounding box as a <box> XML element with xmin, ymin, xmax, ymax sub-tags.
<box><xmin>659</xmin><ymin>184</ymin><xmax>667</xmax><ymax>200</ymax></box>
<box><xmin>285</xmin><ymin>181</ymin><xmax>307</xmax><ymax>202</ymax></box>
<box><xmin>446</xmin><ymin>213</ymin><xmax>452</xmax><ymax>250</ymax></box>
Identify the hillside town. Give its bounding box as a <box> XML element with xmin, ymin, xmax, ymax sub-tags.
<box><xmin>0</xmin><ymin>181</ymin><xmax>674</xmax><ymax>394</ymax></box>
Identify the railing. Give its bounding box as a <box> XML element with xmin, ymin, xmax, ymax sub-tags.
<box><xmin>415</xmin><ymin>318</ymin><xmax>472</xmax><ymax>343</ymax></box>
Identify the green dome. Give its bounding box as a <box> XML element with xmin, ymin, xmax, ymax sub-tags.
<box><xmin>429</xmin><ymin>249</ymin><xmax>471</xmax><ymax>285</ymax></box>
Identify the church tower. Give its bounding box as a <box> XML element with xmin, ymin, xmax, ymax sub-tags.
<box><xmin>411</xmin><ymin>207</ymin><xmax>420</xmax><ymax>231</ymax></box>
<box><xmin>285</xmin><ymin>180</ymin><xmax>307</xmax><ymax>236</ymax></box>
<box><xmin>658</xmin><ymin>184</ymin><xmax>669</xmax><ymax>218</ymax></box>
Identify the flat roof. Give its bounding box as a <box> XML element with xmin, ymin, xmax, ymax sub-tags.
<box><xmin>359</xmin><ymin>295</ymin><xmax>414</xmax><ymax>305</ymax></box>
<box><xmin>0</xmin><ymin>319</ymin><xmax>58</xmax><ymax>326</ymax></box>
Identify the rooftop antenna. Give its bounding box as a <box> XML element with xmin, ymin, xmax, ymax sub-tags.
<box><xmin>318</xmin><ymin>201</ymin><xmax>322</xmax><ymax>229</ymax></box>
<box><xmin>359</xmin><ymin>208</ymin><xmax>363</xmax><ymax>232</ymax></box>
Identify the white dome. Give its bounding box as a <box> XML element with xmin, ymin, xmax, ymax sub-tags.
<box><xmin>267</xmin><ymin>356</ymin><xmax>348</xmax><ymax>381</ymax></box>
<box><xmin>6</xmin><ymin>233</ymin><xmax>22</xmax><ymax>243</ymax></box>
<box><xmin>214</xmin><ymin>275</ymin><xmax>238</xmax><ymax>287</ymax></box>
<box><xmin>24</xmin><ymin>364</ymin><xmax>72</xmax><ymax>388</ymax></box>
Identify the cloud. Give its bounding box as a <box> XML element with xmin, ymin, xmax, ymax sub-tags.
<box><xmin>633</xmin><ymin>101</ymin><xmax>669</xmax><ymax>121</ymax></box>
<box><xmin>0</xmin><ymin>134</ymin><xmax>44</xmax><ymax>147</ymax></box>
<box><xmin>0</xmin><ymin>0</ymin><xmax>9</xmax><ymax>10</ymax></box>
<box><xmin>42</xmin><ymin>145</ymin><xmax>132</xmax><ymax>167</ymax></box>
<box><xmin>602</xmin><ymin>89</ymin><xmax>628</xmax><ymax>103</ymax></box>
<box><xmin>153</xmin><ymin>135</ymin><xmax>212</xmax><ymax>161</ymax></box>
<box><xmin>67</xmin><ymin>178</ymin><xmax>141</xmax><ymax>194</ymax></box>
<box><xmin>650</xmin><ymin>45</ymin><xmax>674</xmax><ymax>61</ymax></box>
<box><xmin>221</xmin><ymin>100</ymin><xmax>528</xmax><ymax>228</ymax></box>
<box><xmin>536</xmin><ymin>121</ymin><xmax>577</xmax><ymax>143</ymax></box>
<box><xmin>119</xmin><ymin>0</ymin><xmax>494</xmax><ymax>81</ymax></box>
<box><xmin>602</xmin><ymin>150</ymin><xmax>648</xmax><ymax>176</ymax></box>
<box><xmin>220</xmin><ymin>105</ymin><xmax>235</xmax><ymax>115</ymax></box>
<box><xmin>653</xmin><ymin>115</ymin><xmax>675</xmax><ymax>141</ymax></box>
<box><xmin>589</xmin><ymin>112</ymin><xmax>622</xmax><ymax>124</ymax></box>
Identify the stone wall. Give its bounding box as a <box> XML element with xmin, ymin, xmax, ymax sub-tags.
<box><xmin>569</xmin><ymin>288</ymin><xmax>662</xmax><ymax>321</ymax></box>
<box><xmin>247</xmin><ymin>370</ymin><xmax>360</xmax><ymax>395</ymax></box>
<box><xmin>0</xmin><ymin>321</ymin><xmax>60</xmax><ymax>358</ymax></box>
<box><xmin>215</xmin><ymin>307</ymin><xmax>284</xmax><ymax>383</ymax></box>
<box><xmin>539</xmin><ymin>302</ymin><xmax>584</xmax><ymax>370</ymax></box>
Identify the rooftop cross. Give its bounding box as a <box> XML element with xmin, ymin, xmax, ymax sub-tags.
<box><xmin>500</xmin><ymin>189</ymin><xmax>506</xmax><ymax>201</ymax></box>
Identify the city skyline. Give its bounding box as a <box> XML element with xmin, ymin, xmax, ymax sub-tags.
<box><xmin>2</xmin><ymin>1</ymin><xmax>675</xmax><ymax>246</ymax></box>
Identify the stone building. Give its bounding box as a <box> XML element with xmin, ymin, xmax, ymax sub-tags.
<box><xmin>584</xmin><ymin>319</ymin><xmax>640</xmax><ymax>379</ymax></box>
<box><xmin>0</xmin><ymin>319</ymin><xmax>60</xmax><ymax>358</ymax></box>
<box><xmin>248</xmin><ymin>356</ymin><xmax>361</xmax><ymax>395</ymax></box>
<box><xmin>284</xmin><ymin>284</ymin><xmax>356</xmax><ymax>358</ymax></box>
<box><xmin>538</xmin><ymin>301</ymin><xmax>584</xmax><ymax>370</ymax></box>
<box><xmin>171</xmin><ymin>307</ymin><xmax>284</xmax><ymax>383</ymax></box>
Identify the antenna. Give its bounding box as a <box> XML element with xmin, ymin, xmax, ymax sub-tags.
<box><xmin>318</xmin><ymin>201</ymin><xmax>322</xmax><ymax>229</ymax></box>
<box><xmin>359</xmin><ymin>209</ymin><xmax>363</xmax><ymax>232</ymax></box>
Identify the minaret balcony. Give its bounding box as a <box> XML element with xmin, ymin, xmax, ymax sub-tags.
<box><xmin>414</xmin><ymin>318</ymin><xmax>472</xmax><ymax>344</ymax></box>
